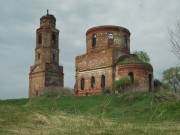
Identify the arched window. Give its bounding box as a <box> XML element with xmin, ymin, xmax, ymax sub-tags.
<box><xmin>38</xmin><ymin>53</ymin><xmax>40</xmax><ymax>59</ymax></box>
<box><xmin>36</xmin><ymin>91</ymin><xmax>38</xmax><ymax>96</ymax></box>
<box><xmin>128</xmin><ymin>72</ymin><xmax>134</xmax><ymax>84</ymax></box>
<box><xmin>124</xmin><ymin>35</ymin><xmax>128</xmax><ymax>49</ymax></box>
<box><xmin>149</xmin><ymin>74</ymin><xmax>152</xmax><ymax>91</ymax></box>
<box><xmin>81</xmin><ymin>78</ymin><xmax>85</xmax><ymax>90</ymax></box>
<box><xmin>92</xmin><ymin>34</ymin><xmax>96</xmax><ymax>47</ymax></box>
<box><xmin>38</xmin><ymin>33</ymin><xmax>42</xmax><ymax>44</ymax></box>
<box><xmin>108</xmin><ymin>33</ymin><xmax>113</xmax><ymax>39</ymax></box>
<box><xmin>52</xmin><ymin>33</ymin><xmax>56</xmax><ymax>44</ymax></box>
<box><xmin>53</xmin><ymin>53</ymin><xmax>55</xmax><ymax>60</ymax></box>
<box><xmin>108</xmin><ymin>33</ymin><xmax>114</xmax><ymax>45</ymax></box>
<box><xmin>91</xmin><ymin>76</ymin><xmax>95</xmax><ymax>88</ymax></box>
<box><xmin>101</xmin><ymin>75</ymin><xmax>105</xmax><ymax>89</ymax></box>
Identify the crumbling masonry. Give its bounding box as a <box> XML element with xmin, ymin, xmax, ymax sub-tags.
<box><xmin>29</xmin><ymin>12</ymin><xmax>64</xmax><ymax>97</ymax></box>
<box><xmin>75</xmin><ymin>25</ymin><xmax>153</xmax><ymax>95</ymax></box>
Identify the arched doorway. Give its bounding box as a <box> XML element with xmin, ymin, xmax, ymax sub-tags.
<box><xmin>128</xmin><ymin>72</ymin><xmax>134</xmax><ymax>85</ymax></box>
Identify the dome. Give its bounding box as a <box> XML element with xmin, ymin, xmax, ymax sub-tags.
<box><xmin>86</xmin><ymin>25</ymin><xmax>130</xmax><ymax>36</ymax></box>
<box><xmin>40</xmin><ymin>14</ymin><xmax>56</xmax><ymax>21</ymax></box>
<box><xmin>39</xmin><ymin>10</ymin><xmax>56</xmax><ymax>28</ymax></box>
<box><xmin>40</xmin><ymin>10</ymin><xmax>56</xmax><ymax>21</ymax></box>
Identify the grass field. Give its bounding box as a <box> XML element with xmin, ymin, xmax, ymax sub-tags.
<box><xmin>0</xmin><ymin>91</ymin><xmax>179</xmax><ymax>135</ymax></box>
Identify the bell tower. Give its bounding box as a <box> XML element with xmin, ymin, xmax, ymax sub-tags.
<box><xmin>29</xmin><ymin>10</ymin><xmax>64</xmax><ymax>97</ymax></box>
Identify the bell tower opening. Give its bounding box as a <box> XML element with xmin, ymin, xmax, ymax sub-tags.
<box><xmin>38</xmin><ymin>53</ymin><xmax>40</xmax><ymax>59</ymax></box>
<box><xmin>53</xmin><ymin>53</ymin><xmax>55</xmax><ymax>60</ymax></box>
<box><xmin>38</xmin><ymin>33</ymin><xmax>42</xmax><ymax>44</ymax></box>
<box><xmin>52</xmin><ymin>33</ymin><xmax>56</xmax><ymax>45</ymax></box>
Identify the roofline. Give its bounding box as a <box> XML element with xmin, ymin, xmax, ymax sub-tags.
<box><xmin>86</xmin><ymin>25</ymin><xmax>130</xmax><ymax>35</ymax></box>
<box><xmin>40</xmin><ymin>14</ymin><xmax>56</xmax><ymax>21</ymax></box>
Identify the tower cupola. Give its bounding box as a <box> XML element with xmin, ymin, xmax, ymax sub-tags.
<box><xmin>40</xmin><ymin>10</ymin><xmax>56</xmax><ymax>28</ymax></box>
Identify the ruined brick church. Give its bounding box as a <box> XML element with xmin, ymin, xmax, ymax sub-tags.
<box><xmin>29</xmin><ymin>12</ymin><xmax>153</xmax><ymax>97</ymax></box>
<box><xmin>29</xmin><ymin>11</ymin><xmax>64</xmax><ymax>97</ymax></box>
<box><xmin>75</xmin><ymin>25</ymin><xmax>153</xmax><ymax>95</ymax></box>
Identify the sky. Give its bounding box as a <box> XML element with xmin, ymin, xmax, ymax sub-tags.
<box><xmin>0</xmin><ymin>0</ymin><xmax>179</xmax><ymax>99</ymax></box>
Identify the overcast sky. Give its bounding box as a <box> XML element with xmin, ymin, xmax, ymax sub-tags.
<box><xmin>0</xmin><ymin>0</ymin><xmax>179</xmax><ymax>99</ymax></box>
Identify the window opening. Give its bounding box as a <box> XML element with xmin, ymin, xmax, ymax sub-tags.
<box><xmin>38</xmin><ymin>53</ymin><xmax>40</xmax><ymax>59</ymax></box>
<box><xmin>149</xmin><ymin>74</ymin><xmax>152</xmax><ymax>91</ymax></box>
<box><xmin>81</xmin><ymin>78</ymin><xmax>85</xmax><ymax>90</ymax></box>
<box><xmin>53</xmin><ymin>53</ymin><xmax>55</xmax><ymax>60</ymax></box>
<box><xmin>108</xmin><ymin>33</ymin><xmax>114</xmax><ymax>39</ymax></box>
<box><xmin>101</xmin><ymin>75</ymin><xmax>105</xmax><ymax>89</ymax></box>
<box><xmin>91</xmin><ymin>76</ymin><xmax>95</xmax><ymax>88</ymax></box>
<box><xmin>92</xmin><ymin>34</ymin><xmax>96</xmax><ymax>47</ymax></box>
<box><xmin>52</xmin><ymin>33</ymin><xmax>56</xmax><ymax>44</ymax></box>
<box><xmin>38</xmin><ymin>33</ymin><xmax>42</xmax><ymax>44</ymax></box>
<box><xmin>124</xmin><ymin>35</ymin><xmax>128</xmax><ymax>49</ymax></box>
<box><xmin>128</xmin><ymin>72</ymin><xmax>134</xmax><ymax>84</ymax></box>
<box><xmin>108</xmin><ymin>33</ymin><xmax>114</xmax><ymax>45</ymax></box>
<box><xmin>36</xmin><ymin>91</ymin><xmax>38</xmax><ymax>96</ymax></box>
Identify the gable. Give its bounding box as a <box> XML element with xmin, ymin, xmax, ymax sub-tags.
<box><xmin>30</xmin><ymin>65</ymin><xmax>44</xmax><ymax>73</ymax></box>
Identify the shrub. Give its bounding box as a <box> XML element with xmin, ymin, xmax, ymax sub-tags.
<box><xmin>102</xmin><ymin>87</ymin><xmax>111</xmax><ymax>95</ymax></box>
<box><xmin>112</xmin><ymin>77</ymin><xmax>131</xmax><ymax>92</ymax></box>
<box><xmin>154</xmin><ymin>79</ymin><xmax>163</xmax><ymax>92</ymax></box>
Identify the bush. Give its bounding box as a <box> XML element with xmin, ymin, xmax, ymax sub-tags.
<box><xmin>102</xmin><ymin>87</ymin><xmax>111</xmax><ymax>95</ymax></box>
<box><xmin>154</xmin><ymin>79</ymin><xmax>163</xmax><ymax>92</ymax></box>
<box><xmin>112</xmin><ymin>77</ymin><xmax>131</xmax><ymax>92</ymax></box>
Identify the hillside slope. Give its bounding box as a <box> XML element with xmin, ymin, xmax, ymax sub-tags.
<box><xmin>0</xmin><ymin>92</ymin><xmax>179</xmax><ymax>135</ymax></box>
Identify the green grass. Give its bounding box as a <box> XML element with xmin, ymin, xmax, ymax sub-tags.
<box><xmin>0</xmin><ymin>92</ymin><xmax>179</xmax><ymax>135</ymax></box>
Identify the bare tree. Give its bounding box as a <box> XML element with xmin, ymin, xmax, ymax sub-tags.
<box><xmin>169</xmin><ymin>19</ymin><xmax>180</xmax><ymax>60</ymax></box>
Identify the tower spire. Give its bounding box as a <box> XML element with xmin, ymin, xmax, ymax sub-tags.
<box><xmin>47</xmin><ymin>9</ymin><xmax>49</xmax><ymax>15</ymax></box>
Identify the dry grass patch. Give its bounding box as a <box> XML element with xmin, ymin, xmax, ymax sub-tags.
<box><xmin>0</xmin><ymin>112</ymin><xmax>179</xmax><ymax>135</ymax></box>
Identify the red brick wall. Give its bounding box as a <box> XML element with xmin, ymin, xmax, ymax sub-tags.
<box><xmin>75</xmin><ymin>49</ymin><xmax>114</xmax><ymax>95</ymax></box>
<box><xmin>29</xmin><ymin>72</ymin><xmax>45</xmax><ymax>97</ymax></box>
<box><xmin>75</xmin><ymin>25</ymin><xmax>154</xmax><ymax>95</ymax></box>
<box><xmin>75</xmin><ymin>67</ymin><xmax>113</xmax><ymax>95</ymax></box>
<box><xmin>76</xmin><ymin>49</ymin><xmax>113</xmax><ymax>71</ymax></box>
<box><xmin>116</xmin><ymin>64</ymin><xmax>153</xmax><ymax>91</ymax></box>
<box><xmin>86</xmin><ymin>26</ymin><xmax>130</xmax><ymax>54</ymax></box>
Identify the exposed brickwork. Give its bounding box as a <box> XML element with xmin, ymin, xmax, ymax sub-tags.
<box><xmin>75</xmin><ymin>25</ymin><xmax>153</xmax><ymax>95</ymax></box>
<box><xmin>29</xmin><ymin>13</ymin><xmax>64</xmax><ymax>97</ymax></box>
<box><xmin>116</xmin><ymin>64</ymin><xmax>153</xmax><ymax>91</ymax></box>
<box><xmin>75</xmin><ymin>67</ymin><xmax>113</xmax><ymax>95</ymax></box>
